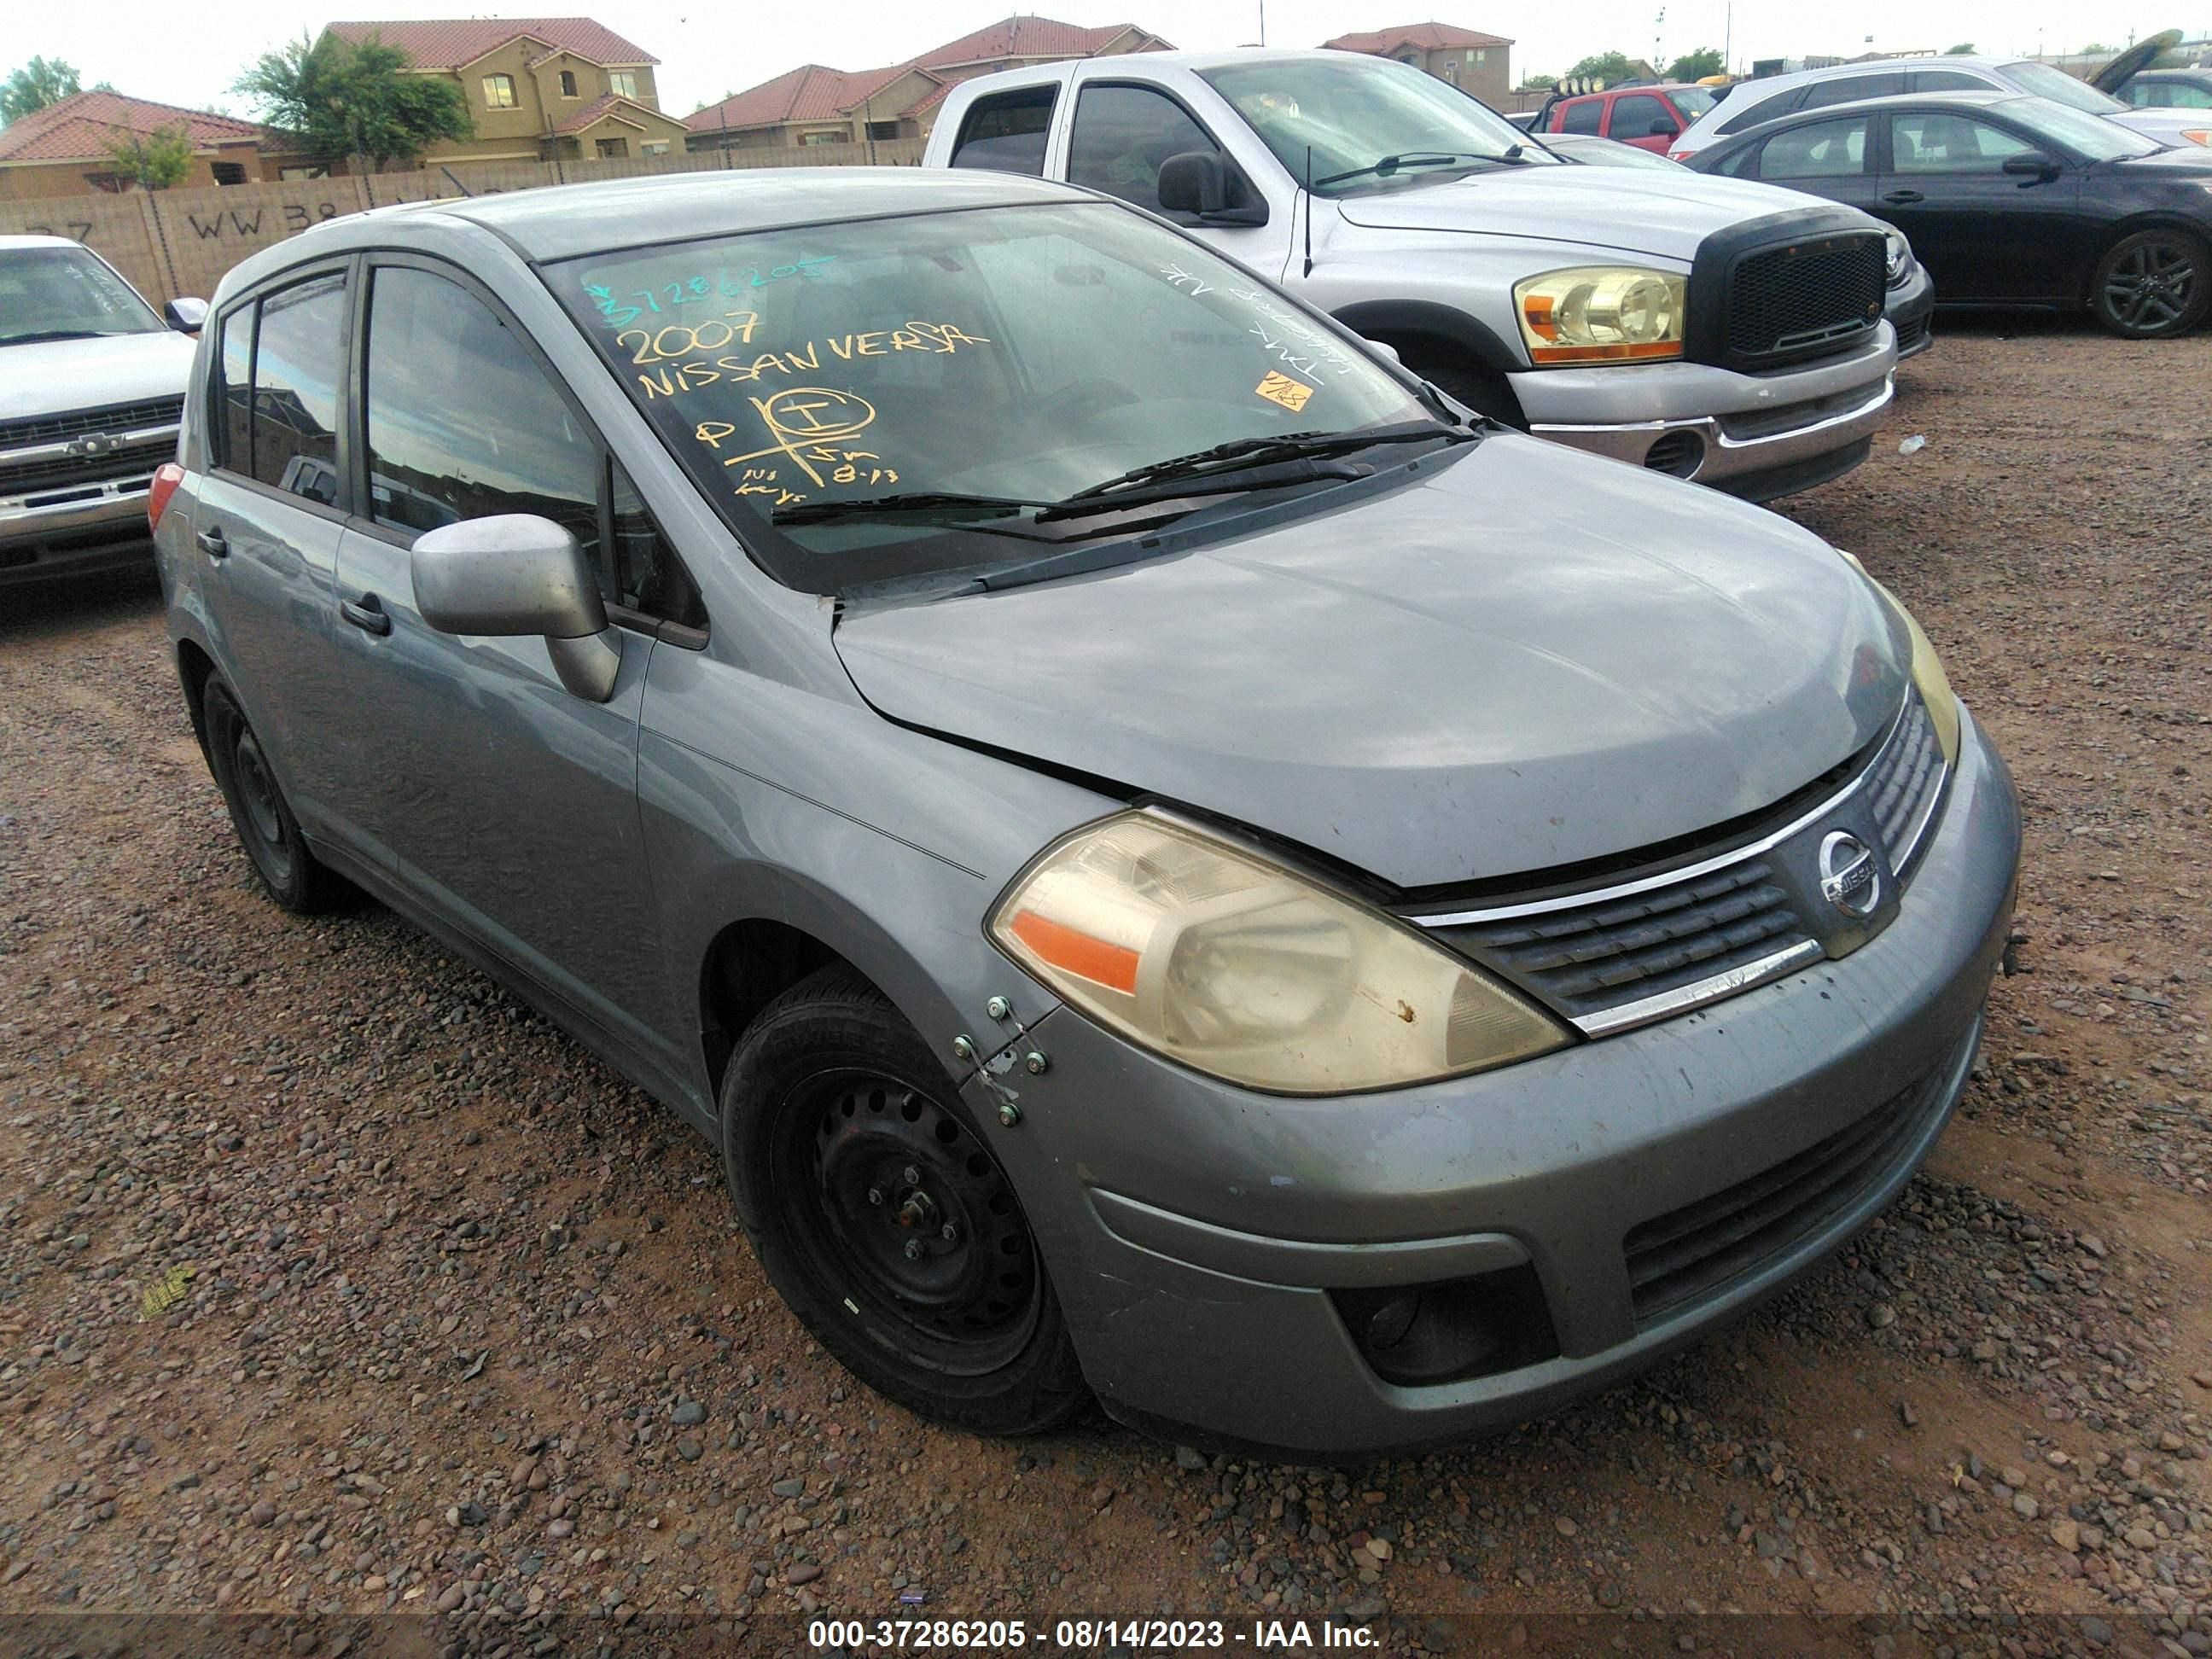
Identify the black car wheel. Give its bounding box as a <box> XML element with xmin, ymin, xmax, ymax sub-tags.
<box><xmin>720</xmin><ymin>964</ymin><xmax>1088</xmax><ymax>1436</ymax></box>
<box><xmin>2090</xmin><ymin>230</ymin><xmax>2210</xmax><ymax>340</ymax></box>
<box><xmin>201</xmin><ymin>678</ymin><xmax>346</xmax><ymax>913</ymax></box>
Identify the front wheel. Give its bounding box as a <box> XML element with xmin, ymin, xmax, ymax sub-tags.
<box><xmin>2090</xmin><ymin>230</ymin><xmax>2210</xmax><ymax>339</ymax></box>
<box><xmin>719</xmin><ymin>965</ymin><xmax>1088</xmax><ymax>1436</ymax></box>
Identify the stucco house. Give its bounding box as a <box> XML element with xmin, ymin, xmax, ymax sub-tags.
<box><xmin>0</xmin><ymin>91</ymin><xmax>302</xmax><ymax>201</ymax></box>
<box><xmin>1321</xmin><ymin>20</ymin><xmax>1514</xmax><ymax>106</ymax></box>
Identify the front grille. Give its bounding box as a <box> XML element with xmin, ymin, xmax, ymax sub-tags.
<box><xmin>1726</xmin><ymin>236</ymin><xmax>1885</xmax><ymax>365</ymax></box>
<box><xmin>0</xmin><ymin>439</ymin><xmax>174</xmax><ymax>500</ymax></box>
<box><xmin>1623</xmin><ymin>1044</ymin><xmax>1960</xmax><ymax>1327</ymax></box>
<box><xmin>1866</xmin><ymin>690</ymin><xmax>1944</xmax><ymax>873</ymax></box>
<box><xmin>1439</xmin><ymin>862</ymin><xmax>1808</xmax><ymax>1023</ymax></box>
<box><xmin>0</xmin><ymin>395</ymin><xmax>184</xmax><ymax>454</ymax></box>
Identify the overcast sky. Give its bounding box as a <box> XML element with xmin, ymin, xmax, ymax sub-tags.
<box><xmin>15</xmin><ymin>0</ymin><xmax>2201</xmax><ymax>122</ymax></box>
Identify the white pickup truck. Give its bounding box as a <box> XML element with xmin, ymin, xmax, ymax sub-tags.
<box><xmin>923</xmin><ymin>49</ymin><xmax>1910</xmax><ymax>501</ymax></box>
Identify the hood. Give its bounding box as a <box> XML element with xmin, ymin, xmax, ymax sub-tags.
<box><xmin>0</xmin><ymin>331</ymin><xmax>195</xmax><ymax>422</ymax></box>
<box><xmin>1330</xmin><ymin>165</ymin><xmax>1832</xmax><ymax>262</ymax></box>
<box><xmin>2112</xmin><ymin>108</ymin><xmax>2212</xmax><ymax>145</ymax></box>
<box><xmin>2114</xmin><ymin>143</ymin><xmax>2212</xmax><ymax>174</ymax></box>
<box><xmin>834</xmin><ymin>437</ymin><xmax>1909</xmax><ymax>891</ymax></box>
<box><xmin>2091</xmin><ymin>30</ymin><xmax>2182</xmax><ymax>93</ymax></box>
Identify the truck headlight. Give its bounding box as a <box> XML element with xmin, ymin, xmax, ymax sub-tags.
<box><xmin>989</xmin><ymin>812</ymin><xmax>1569</xmax><ymax>1095</ymax></box>
<box><xmin>1883</xmin><ymin>229</ymin><xmax>1913</xmax><ymax>288</ymax></box>
<box><xmin>1513</xmin><ymin>265</ymin><xmax>1686</xmax><ymax>364</ymax></box>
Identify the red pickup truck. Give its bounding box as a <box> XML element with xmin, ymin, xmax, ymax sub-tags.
<box><xmin>1534</xmin><ymin>84</ymin><xmax>1720</xmax><ymax>153</ymax></box>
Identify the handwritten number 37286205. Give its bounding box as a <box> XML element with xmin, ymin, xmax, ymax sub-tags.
<box><xmin>585</xmin><ymin>258</ymin><xmax>835</xmax><ymax>328</ymax></box>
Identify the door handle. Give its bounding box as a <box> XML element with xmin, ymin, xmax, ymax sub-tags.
<box><xmin>195</xmin><ymin>527</ymin><xmax>228</xmax><ymax>560</ymax></box>
<box><xmin>341</xmin><ymin>593</ymin><xmax>392</xmax><ymax>637</ymax></box>
<box><xmin>1881</xmin><ymin>189</ymin><xmax>1924</xmax><ymax>205</ymax></box>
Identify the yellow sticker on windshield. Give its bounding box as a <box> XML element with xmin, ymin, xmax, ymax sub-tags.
<box><xmin>1254</xmin><ymin>371</ymin><xmax>1315</xmax><ymax>412</ymax></box>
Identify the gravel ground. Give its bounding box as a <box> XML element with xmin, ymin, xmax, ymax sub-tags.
<box><xmin>0</xmin><ymin>317</ymin><xmax>2207</xmax><ymax>1657</ymax></box>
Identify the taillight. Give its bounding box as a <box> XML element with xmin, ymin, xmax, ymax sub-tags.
<box><xmin>148</xmin><ymin>462</ymin><xmax>185</xmax><ymax>533</ymax></box>
<box><xmin>1668</xmin><ymin>148</ymin><xmax>1691</xmax><ymax>163</ymax></box>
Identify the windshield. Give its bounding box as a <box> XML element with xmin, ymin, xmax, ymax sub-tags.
<box><xmin>1668</xmin><ymin>86</ymin><xmax>1719</xmax><ymax>118</ymax></box>
<box><xmin>555</xmin><ymin>202</ymin><xmax>1432</xmax><ymax>593</ymax></box>
<box><xmin>2012</xmin><ymin>96</ymin><xmax>2163</xmax><ymax>159</ymax></box>
<box><xmin>0</xmin><ymin>246</ymin><xmax>164</xmax><ymax>346</ymax></box>
<box><xmin>1197</xmin><ymin>56</ymin><xmax>1558</xmax><ymax>195</ymax></box>
<box><xmin>2004</xmin><ymin>61</ymin><xmax>2128</xmax><ymax>115</ymax></box>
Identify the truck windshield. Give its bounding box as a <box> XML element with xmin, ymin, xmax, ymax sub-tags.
<box><xmin>0</xmin><ymin>247</ymin><xmax>164</xmax><ymax>346</ymax></box>
<box><xmin>552</xmin><ymin>201</ymin><xmax>1435</xmax><ymax>594</ymax></box>
<box><xmin>1199</xmin><ymin>57</ymin><xmax>1557</xmax><ymax>195</ymax></box>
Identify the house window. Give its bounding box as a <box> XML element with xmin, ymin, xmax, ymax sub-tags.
<box><xmin>596</xmin><ymin>136</ymin><xmax>629</xmax><ymax>158</ymax></box>
<box><xmin>1442</xmin><ymin>60</ymin><xmax>1458</xmax><ymax>81</ymax></box>
<box><xmin>1474</xmin><ymin>49</ymin><xmax>1486</xmax><ymax>62</ymax></box>
<box><xmin>559</xmin><ymin>69</ymin><xmax>578</xmax><ymax>98</ymax></box>
<box><xmin>608</xmin><ymin>71</ymin><xmax>638</xmax><ymax>99</ymax></box>
<box><xmin>642</xmin><ymin>141</ymin><xmax>669</xmax><ymax>155</ymax></box>
<box><xmin>482</xmin><ymin>73</ymin><xmax>518</xmax><ymax>108</ymax></box>
<box><xmin>211</xmin><ymin>161</ymin><xmax>248</xmax><ymax>185</ymax></box>
<box><xmin>800</xmin><ymin>130</ymin><xmax>845</xmax><ymax>145</ymax></box>
<box><xmin>866</xmin><ymin>119</ymin><xmax>900</xmax><ymax>140</ymax></box>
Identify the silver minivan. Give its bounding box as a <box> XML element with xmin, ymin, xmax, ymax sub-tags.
<box><xmin>156</xmin><ymin>169</ymin><xmax>2019</xmax><ymax>1458</ymax></box>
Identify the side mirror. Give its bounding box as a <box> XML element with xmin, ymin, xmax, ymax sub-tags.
<box><xmin>165</xmin><ymin>296</ymin><xmax>208</xmax><ymax>332</ymax></box>
<box><xmin>2002</xmin><ymin>151</ymin><xmax>2062</xmax><ymax>182</ymax></box>
<box><xmin>1649</xmin><ymin>118</ymin><xmax>1680</xmax><ymax>137</ymax></box>
<box><xmin>1156</xmin><ymin>150</ymin><xmax>1270</xmax><ymax>226</ymax></box>
<box><xmin>1363</xmin><ymin>337</ymin><xmax>1404</xmax><ymax>367</ymax></box>
<box><xmin>410</xmin><ymin>515</ymin><xmax>621</xmax><ymax>701</ymax></box>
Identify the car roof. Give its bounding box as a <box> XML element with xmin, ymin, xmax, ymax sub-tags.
<box><xmin>0</xmin><ymin>234</ymin><xmax>83</xmax><ymax>252</ymax></box>
<box><xmin>309</xmin><ymin>166</ymin><xmax>1092</xmax><ymax>264</ymax></box>
<box><xmin>1732</xmin><ymin>54</ymin><xmax>2024</xmax><ymax>95</ymax></box>
<box><xmin>1713</xmin><ymin>86</ymin><xmax>2028</xmax><ymax>139</ymax></box>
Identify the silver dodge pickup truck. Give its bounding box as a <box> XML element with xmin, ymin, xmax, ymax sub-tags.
<box><xmin>925</xmin><ymin>50</ymin><xmax>1909</xmax><ymax>501</ymax></box>
<box><xmin>2</xmin><ymin>235</ymin><xmax>203</xmax><ymax>590</ymax></box>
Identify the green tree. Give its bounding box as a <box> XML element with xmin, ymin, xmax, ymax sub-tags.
<box><xmin>1564</xmin><ymin>51</ymin><xmax>1639</xmax><ymax>85</ymax></box>
<box><xmin>1</xmin><ymin>55</ymin><xmax>82</xmax><ymax>125</ymax></box>
<box><xmin>234</xmin><ymin>32</ymin><xmax>470</xmax><ymax>171</ymax></box>
<box><xmin>1665</xmin><ymin>47</ymin><xmax>1725</xmax><ymax>80</ymax></box>
<box><xmin>104</xmin><ymin>122</ymin><xmax>195</xmax><ymax>189</ymax></box>
<box><xmin>1943</xmin><ymin>43</ymin><xmax>1976</xmax><ymax>55</ymax></box>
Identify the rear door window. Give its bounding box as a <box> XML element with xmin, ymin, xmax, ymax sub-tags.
<box><xmin>1912</xmin><ymin>69</ymin><xmax>1990</xmax><ymax>92</ymax></box>
<box><xmin>949</xmin><ymin>87</ymin><xmax>1058</xmax><ymax>175</ymax></box>
<box><xmin>1755</xmin><ymin>115</ymin><xmax>1871</xmax><ymax>179</ymax></box>
<box><xmin>1068</xmin><ymin>84</ymin><xmax>1220</xmax><ymax>212</ymax></box>
<box><xmin>1607</xmin><ymin>93</ymin><xmax>1672</xmax><ymax>139</ymax></box>
<box><xmin>210</xmin><ymin>271</ymin><xmax>346</xmax><ymax>508</ymax></box>
<box><xmin>1801</xmin><ymin>72</ymin><xmax>1904</xmax><ymax>109</ymax></box>
<box><xmin>1557</xmin><ymin>97</ymin><xmax>1604</xmax><ymax>135</ymax></box>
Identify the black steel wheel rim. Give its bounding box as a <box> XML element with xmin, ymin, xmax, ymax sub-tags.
<box><xmin>231</xmin><ymin>730</ymin><xmax>294</xmax><ymax>882</ymax></box>
<box><xmin>2103</xmin><ymin>238</ymin><xmax>2198</xmax><ymax>333</ymax></box>
<box><xmin>776</xmin><ymin>1067</ymin><xmax>1039</xmax><ymax>1376</ymax></box>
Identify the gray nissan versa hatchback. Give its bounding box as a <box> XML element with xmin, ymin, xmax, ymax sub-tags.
<box><xmin>154</xmin><ymin>168</ymin><xmax>2020</xmax><ymax>1459</ymax></box>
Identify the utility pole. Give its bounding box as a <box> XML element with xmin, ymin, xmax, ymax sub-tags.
<box><xmin>1259</xmin><ymin>0</ymin><xmax>1266</xmax><ymax>47</ymax></box>
<box><xmin>1654</xmin><ymin>6</ymin><xmax>1666</xmax><ymax>74</ymax></box>
<box><xmin>1724</xmin><ymin>0</ymin><xmax>1732</xmax><ymax>73</ymax></box>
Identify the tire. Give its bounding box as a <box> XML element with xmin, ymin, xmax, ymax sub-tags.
<box><xmin>719</xmin><ymin>963</ymin><xmax>1088</xmax><ymax>1437</ymax></box>
<box><xmin>201</xmin><ymin>678</ymin><xmax>346</xmax><ymax>914</ymax></box>
<box><xmin>2089</xmin><ymin>229</ymin><xmax>2210</xmax><ymax>340</ymax></box>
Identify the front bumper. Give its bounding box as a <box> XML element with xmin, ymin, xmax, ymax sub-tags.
<box><xmin>1513</xmin><ymin>327</ymin><xmax>1898</xmax><ymax>503</ymax></box>
<box><xmin>973</xmin><ymin>711</ymin><xmax>2019</xmax><ymax>1460</ymax></box>
<box><xmin>1</xmin><ymin>472</ymin><xmax>162</xmax><ymax>588</ymax></box>
<box><xmin>1889</xmin><ymin>263</ymin><xmax>1936</xmax><ymax>360</ymax></box>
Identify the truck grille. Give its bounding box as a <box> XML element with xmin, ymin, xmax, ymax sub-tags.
<box><xmin>1726</xmin><ymin>235</ymin><xmax>1884</xmax><ymax>366</ymax></box>
<box><xmin>1623</xmin><ymin>1029</ymin><xmax>1966</xmax><ymax>1328</ymax></box>
<box><xmin>0</xmin><ymin>395</ymin><xmax>183</xmax><ymax>453</ymax></box>
<box><xmin>1</xmin><ymin>438</ymin><xmax>177</xmax><ymax>500</ymax></box>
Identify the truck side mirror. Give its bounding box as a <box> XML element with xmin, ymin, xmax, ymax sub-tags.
<box><xmin>1649</xmin><ymin>118</ymin><xmax>1680</xmax><ymax>137</ymax></box>
<box><xmin>1157</xmin><ymin>151</ymin><xmax>1270</xmax><ymax>226</ymax></box>
<box><xmin>165</xmin><ymin>297</ymin><xmax>208</xmax><ymax>333</ymax></box>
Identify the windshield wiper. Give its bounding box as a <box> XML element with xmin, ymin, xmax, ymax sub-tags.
<box><xmin>1054</xmin><ymin>421</ymin><xmax>1473</xmax><ymax>506</ymax></box>
<box><xmin>771</xmin><ymin>491</ymin><xmax>1050</xmax><ymax>527</ymax></box>
<box><xmin>1313</xmin><ymin>150</ymin><xmax>1500</xmax><ymax>188</ymax></box>
<box><xmin>2</xmin><ymin>329</ymin><xmax>109</xmax><ymax>346</ymax></box>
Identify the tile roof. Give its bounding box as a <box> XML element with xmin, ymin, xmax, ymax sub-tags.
<box><xmin>0</xmin><ymin>90</ymin><xmax>278</xmax><ymax>165</ymax></box>
<box><xmin>551</xmin><ymin>93</ymin><xmax>683</xmax><ymax>134</ymax></box>
<box><xmin>323</xmin><ymin>17</ymin><xmax>657</xmax><ymax>70</ymax></box>
<box><xmin>684</xmin><ymin>15</ymin><xmax>1167</xmax><ymax>133</ymax></box>
<box><xmin>914</xmin><ymin>17</ymin><xmax>1149</xmax><ymax>67</ymax></box>
<box><xmin>1323</xmin><ymin>20</ymin><xmax>1514</xmax><ymax>54</ymax></box>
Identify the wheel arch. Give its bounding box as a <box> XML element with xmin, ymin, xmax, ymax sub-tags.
<box><xmin>175</xmin><ymin>637</ymin><xmax>218</xmax><ymax>756</ymax></box>
<box><xmin>1330</xmin><ymin>298</ymin><xmax>1525</xmax><ymax>376</ymax></box>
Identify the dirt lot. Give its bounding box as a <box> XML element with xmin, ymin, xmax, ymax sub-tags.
<box><xmin>0</xmin><ymin>319</ymin><xmax>2208</xmax><ymax>1657</ymax></box>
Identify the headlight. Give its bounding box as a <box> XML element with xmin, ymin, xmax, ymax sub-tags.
<box><xmin>988</xmin><ymin>812</ymin><xmax>1570</xmax><ymax>1094</ymax></box>
<box><xmin>1838</xmin><ymin>551</ymin><xmax>1960</xmax><ymax>765</ymax></box>
<box><xmin>1883</xmin><ymin>229</ymin><xmax>1912</xmax><ymax>288</ymax></box>
<box><xmin>2185</xmin><ymin>130</ymin><xmax>2212</xmax><ymax>147</ymax></box>
<box><xmin>1513</xmin><ymin>265</ymin><xmax>1685</xmax><ymax>364</ymax></box>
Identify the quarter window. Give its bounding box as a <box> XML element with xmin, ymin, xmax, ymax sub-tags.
<box><xmin>950</xmin><ymin>87</ymin><xmax>1057</xmax><ymax>174</ymax></box>
<box><xmin>1891</xmin><ymin>112</ymin><xmax>2035</xmax><ymax>173</ymax></box>
<box><xmin>1756</xmin><ymin>115</ymin><xmax>1869</xmax><ymax>179</ymax></box>
<box><xmin>1068</xmin><ymin>84</ymin><xmax>1220</xmax><ymax>213</ymax></box>
<box><xmin>211</xmin><ymin>273</ymin><xmax>346</xmax><ymax>506</ymax></box>
<box><xmin>482</xmin><ymin>73</ymin><xmax>518</xmax><ymax>109</ymax></box>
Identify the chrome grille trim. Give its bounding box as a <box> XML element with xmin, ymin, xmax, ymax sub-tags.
<box><xmin>1577</xmin><ymin>938</ymin><xmax>1824</xmax><ymax>1039</ymax></box>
